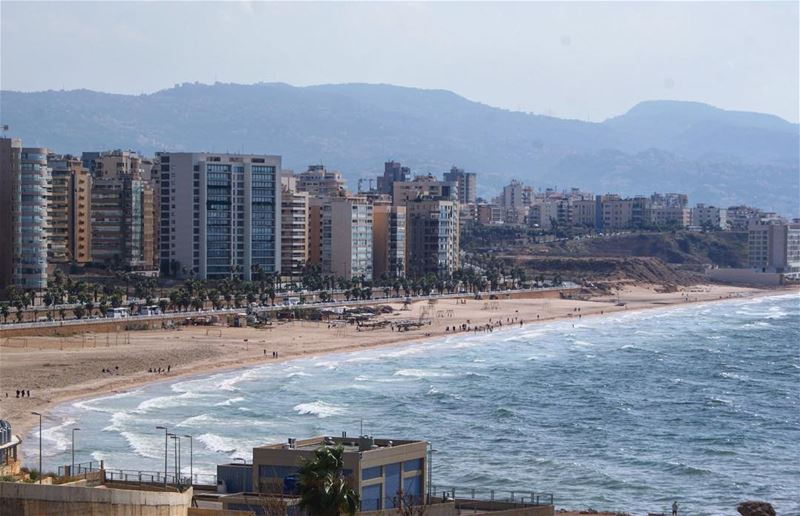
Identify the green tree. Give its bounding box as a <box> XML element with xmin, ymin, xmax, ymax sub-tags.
<box><xmin>297</xmin><ymin>445</ymin><xmax>359</xmax><ymax>516</ymax></box>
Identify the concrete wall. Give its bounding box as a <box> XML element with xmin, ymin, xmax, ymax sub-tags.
<box><xmin>707</xmin><ymin>268</ymin><xmax>784</xmax><ymax>286</ymax></box>
<box><xmin>0</xmin><ymin>481</ymin><xmax>193</xmax><ymax>516</ymax></box>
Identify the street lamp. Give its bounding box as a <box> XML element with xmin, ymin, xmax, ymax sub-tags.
<box><xmin>169</xmin><ymin>434</ymin><xmax>181</xmax><ymax>487</ymax></box>
<box><xmin>156</xmin><ymin>426</ymin><xmax>168</xmax><ymax>486</ymax></box>
<box><xmin>71</xmin><ymin>428</ymin><xmax>81</xmax><ymax>475</ymax></box>
<box><xmin>31</xmin><ymin>412</ymin><xmax>42</xmax><ymax>484</ymax></box>
<box><xmin>183</xmin><ymin>434</ymin><xmax>193</xmax><ymax>485</ymax></box>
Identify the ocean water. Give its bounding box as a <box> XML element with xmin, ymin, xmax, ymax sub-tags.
<box><xmin>33</xmin><ymin>294</ymin><xmax>799</xmax><ymax>515</ymax></box>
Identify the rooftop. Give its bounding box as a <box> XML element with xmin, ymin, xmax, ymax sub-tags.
<box><xmin>255</xmin><ymin>435</ymin><xmax>426</xmax><ymax>453</ymax></box>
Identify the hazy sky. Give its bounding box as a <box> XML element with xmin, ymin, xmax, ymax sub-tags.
<box><xmin>2</xmin><ymin>1</ymin><xmax>798</xmax><ymax>122</ymax></box>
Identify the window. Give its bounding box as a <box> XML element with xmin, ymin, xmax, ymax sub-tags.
<box><xmin>361</xmin><ymin>484</ymin><xmax>381</xmax><ymax>511</ymax></box>
<box><xmin>362</xmin><ymin>466</ymin><xmax>381</xmax><ymax>480</ymax></box>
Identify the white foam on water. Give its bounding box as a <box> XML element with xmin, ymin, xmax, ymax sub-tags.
<box><xmin>393</xmin><ymin>368</ymin><xmax>453</xmax><ymax>378</ymax></box>
<box><xmin>293</xmin><ymin>400</ymin><xmax>346</xmax><ymax>418</ymax></box>
<box><xmin>215</xmin><ymin>396</ymin><xmax>245</xmax><ymax>407</ymax></box>
<box><xmin>120</xmin><ymin>431</ymin><xmax>163</xmax><ymax>460</ymax></box>
<box><xmin>39</xmin><ymin>417</ymin><xmax>78</xmax><ymax>454</ymax></box>
<box><xmin>72</xmin><ymin>389</ymin><xmax>143</xmax><ymax>413</ymax></box>
<box><xmin>196</xmin><ymin>432</ymin><xmax>252</xmax><ymax>458</ymax></box>
<box><xmin>177</xmin><ymin>414</ymin><xmax>220</xmax><ymax>427</ymax></box>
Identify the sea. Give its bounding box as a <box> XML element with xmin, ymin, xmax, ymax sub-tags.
<box><xmin>31</xmin><ymin>294</ymin><xmax>800</xmax><ymax>515</ymax></box>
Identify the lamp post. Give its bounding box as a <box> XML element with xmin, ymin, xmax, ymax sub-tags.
<box><xmin>31</xmin><ymin>412</ymin><xmax>42</xmax><ymax>484</ymax></box>
<box><xmin>183</xmin><ymin>434</ymin><xmax>193</xmax><ymax>485</ymax></box>
<box><xmin>170</xmin><ymin>434</ymin><xmax>180</xmax><ymax>487</ymax></box>
<box><xmin>71</xmin><ymin>428</ymin><xmax>80</xmax><ymax>475</ymax></box>
<box><xmin>156</xmin><ymin>426</ymin><xmax>168</xmax><ymax>486</ymax></box>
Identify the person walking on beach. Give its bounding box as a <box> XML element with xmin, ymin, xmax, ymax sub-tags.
<box><xmin>672</xmin><ymin>501</ymin><xmax>678</xmax><ymax>516</ymax></box>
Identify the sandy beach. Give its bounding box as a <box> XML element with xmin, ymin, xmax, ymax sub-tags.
<box><xmin>0</xmin><ymin>283</ymin><xmax>786</xmax><ymax>456</ymax></box>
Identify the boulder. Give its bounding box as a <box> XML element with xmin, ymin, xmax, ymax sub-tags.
<box><xmin>737</xmin><ymin>501</ymin><xmax>775</xmax><ymax>516</ymax></box>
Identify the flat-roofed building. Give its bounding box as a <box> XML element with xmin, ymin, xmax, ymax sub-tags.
<box><xmin>691</xmin><ymin>204</ymin><xmax>728</xmax><ymax>230</ymax></box>
<box><xmin>3</xmin><ymin>143</ymin><xmax>51</xmax><ymax>290</ymax></box>
<box><xmin>156</xmin><ymin>152</ymin><xmax>281</xmax><ymax>280</ymax></box>
<box><xmin>727</xmin><ymin>205</ymin><xmax>763</xmax><ymax>231</ymax></box>
<box><xmin>281</xmin><ymin>188</ymin><xmax>309</xmax><ymax>278</ymax></box>
<box><xmin>392</xmin><ymin>176</ymin><xmax>458</xmax><ymax>207</ymax></box>
<box><xmin>443</xmin><ymin>166</ymin><xmax>477</xmax><ymax>205</ymax></box>
<box><xmin>252</xmin><ymin>435</ymin><xmax>428</xmax><ymax>512</ymax></box>
<box><xmin>407</xmin><ymin>198</ymin><xmax>459</xmax><ymax>278</ymax></box>
<box><xmin>296</xmin><ymin>165</ymin><xmax>347</xmax><ymax>198</ymax></box>
<box><xmin>372</xmin><ymin>201</ymin><xmax>406</xmax><ymax>280</ymax></box>
<box><xmin>647</xmin><ymin>206</ymin><xmax>690</xmax><ymax>228</ymax></box>
<box><xmin>477</xmin><ymin>204</ymin><xmax>503</xmax><ymax>225</ymax></box>
<box><xmin>378</xmin><ymin>160</ymin><xmax>411</xmax><ymax>195</ymax></box>
<box><xmin>748</xmin><ymin>217</ymin><xmax>800</xmax><ymax>277</ymax></box>
<box><xmin>321</xmin><ymin>196</ymin><xmax>373</xmax><ymax>280</ymax></box>
<box><xmin>0</xmin><ymin>138</ymin><xmax>22</xmax><ymax>289</ymax></box>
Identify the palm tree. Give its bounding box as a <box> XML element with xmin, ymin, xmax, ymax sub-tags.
<box><xmin>297</xmin><ymin>445</ymin><xmax>359</xmax><ymax>516</ymax></box>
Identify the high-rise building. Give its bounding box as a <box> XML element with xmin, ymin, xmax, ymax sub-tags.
<box><xmin>281</xmin><ymin>188</ymin><xmax>310</xmax><ymax>278</ymax></box>
<box><xmin>0</xmin><ymin>138</ymin><xmax>22</xmax><ymax>290</ymax></box>
<box><xmin>443</xmin><ymin>166</ymin><xmax>477</xmax><ymax>205</ymax></box>
<box><xmin>46</xmin><ymin>154</ymin><xmax>90</xmax><ymax>264</ymax></box>
<box><xmin>378</xmin><ymin>160</ymin><xmax>411</xmax><ymax>195</ymax></box>
<box><xmin>156</xmin><ymin>152</ymin><xmax>281</xmax><ymax>280</ymax></box>
<box><xmin>296</xmin><ymin>165</ymin><xmax>347</xmax><ymax>198</ymax></box>
<box><xmin>372</xmin><ymin>201</ymin><xmax>406</xmax><ymax>280</ymax></box>
<box><xmin>502</xmin><ymin>180</ymin><xmax>532</xmax><ymax>210</ymax></box>
<box><xmin>321</xmin><ymin>196</ymin><xmax>373</xmax><ymax>280</ymax></box>
<box><xmin>406</xmin><ymin>199</ymin><xmax>460</xmax><ymax>279</ymax></box>
<box><xmin>2</xmin><ymin>143</ymin><xmax>51</xmax><ymax>290</ymax></box>
<box><xmin>748</xmin><ymin>217</ymin><xmax>800</xmax><ymax>276</ymax></box>
<box><xmin>85</xmin><ymin>150</ymin><xmax>155</xmax><ymax>269</ymax></box>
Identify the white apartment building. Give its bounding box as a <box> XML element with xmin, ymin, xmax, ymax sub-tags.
<box><xmin>156</xmin><ymin>152</ymin><xmax>281</xmax><ymax>280</ymax></box>
<box><xmin>691</xmin><ymin>204</ymin><xmax>728</xmax><ymax>230</ymax></box>
<box><xmin>321</xmin><ymin>196</ymin><xmax>373</xmax><ymax>280</ymax></box>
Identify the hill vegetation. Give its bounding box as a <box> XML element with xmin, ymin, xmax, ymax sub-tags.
<box><xmin>2</xmin><ymin>83</ymin><xmax>797</xmax><ymax>215</ymax></box>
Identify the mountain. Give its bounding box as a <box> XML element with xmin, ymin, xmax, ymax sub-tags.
<box><xmin>1</xmin><ymin>82</ymin><xmax>797</xmax><ymax>215</ymax></box>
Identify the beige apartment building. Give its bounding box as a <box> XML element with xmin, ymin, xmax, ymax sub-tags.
<box><xmin>392</xmin><ymin>176</ymin><xmax>458</xmax><ymax>206</ymax></box>
<box><xmin>648</xmin><ymin>206</ymin><xmax>690</xmax><ymax>228</ymax></box>
<box><xmin>477</xmin><ymin>204</ymin><xmax>503</xmax><ymax>225</ymax></box>
<box><xmin>296</xmin><ymin>165</ymin><xmax>347</xmax><ymax>198</ymax></box>
<box><xmin>691</xmin><ymin>203</ymin><xmax>728</xmax><ymax>230</ymax></box>
<box><xmin>252</xmin><ymin>436</ymin><xmax>428</xmax><ymax>512</ymax></box>
<box><xmin>748</xmin><ymin>217</ymin><xmax>800</xmax><ymax>276</ymax></box>
<box><xmin>47</xmin><ymin>154</ymin><xmax>91</xmax><ymax>264</ymax></box>
<box><xmin>372</xmin><ymin>201</ymin><xmax>406</xmax><ymax>280</ymax></box>
<box><xmin>407</xmin><ymin>199</ymin><xmax>460</xmax><ymax>278</ymax></box>
<box><xmin>281</xmin><ymin>188</ymin><xmax>310</xmax><ymax>278</ymax></box>
<box><xmin>322</xmin><ymin>196</ymin><xmax>373</xmax><ymax>280</ymax></box>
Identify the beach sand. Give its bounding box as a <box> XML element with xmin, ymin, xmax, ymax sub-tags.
<box><xmin>0</xmin><ymin>283</ymin><xmax>783</xmax><ymax>453</ymax></box>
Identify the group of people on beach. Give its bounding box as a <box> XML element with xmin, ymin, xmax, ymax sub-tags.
<box><xmin>147</xmin><ymin>365</ymin><xmax>171</xmax><ymax>374</ymax></box>
<box><xmin>101</xmin><ymin>366</ymin><xmax>119</xmax><ymax>374</ymax></box>
<box><xmin>264</xmin><ymin>350</ymin><xmax>279</xmax><ymax>358</ymax></box>
<box><xmin>13</xmin><ymin>390</ymin><xmax>31</xmax><ymax>398</ymax></box>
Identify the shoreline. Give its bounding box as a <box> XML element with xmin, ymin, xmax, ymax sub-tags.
<box><xmin>2</xmin><ymin>284</ymin><xmax>795</xmax><ymax>451</ymax></box>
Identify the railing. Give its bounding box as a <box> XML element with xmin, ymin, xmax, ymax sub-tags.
<box><xmin>430</xmin><ymin>485</ymin><xmax>554</xmax><ymax>507</ymax></box>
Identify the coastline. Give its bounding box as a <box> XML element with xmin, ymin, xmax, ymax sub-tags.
<box><xmin>1</xmin><ymin>283</ymin><xmax>795</xmax><ymax>452</ymax></box>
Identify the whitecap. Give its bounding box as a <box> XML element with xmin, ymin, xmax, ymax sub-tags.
<box><xmin>393</xmin><ymin>368</ymin><xmax>452</xmax><ymax>378</ymax></box>
<box><xmin>215</xmin><ymin>397</ymin><xmax>245</xmax><ymax>407</ymax></box>
<box><xmin>293</xmin><ymin>401</ymin><xmax>345</xmax><ymax>418</ymax></box>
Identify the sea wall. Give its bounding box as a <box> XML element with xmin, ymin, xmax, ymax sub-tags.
<box><xmin>0</xmin><ymin>481</ymin><xmax>193</xmax><ymax>516</ymax></box>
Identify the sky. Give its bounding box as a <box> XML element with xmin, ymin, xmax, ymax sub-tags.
<box><xmin>1</xmin><ymin>1</ymin><xmax>798</xmax><ymax>123</ymax></box>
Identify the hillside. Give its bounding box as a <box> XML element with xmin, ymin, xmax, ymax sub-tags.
<box><xmin>1</xmin><ymin>83</ymin><xmax>797</xmax><ymax>214</ymax></box>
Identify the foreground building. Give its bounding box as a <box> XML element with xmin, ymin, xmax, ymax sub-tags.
<box><xmin>252</xmin><ymin>436</ymin><xmax>428</xmax><ymax>511</ymax></box>
<box><xmin>157</xmin><ymin>152</ymin><xmax>281</xmax><ymax>280</ymax></box>
<box><xmin>47</xmin><ymin>154</ymin><xmax>93</xmax><ymax>265</ymax></box>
